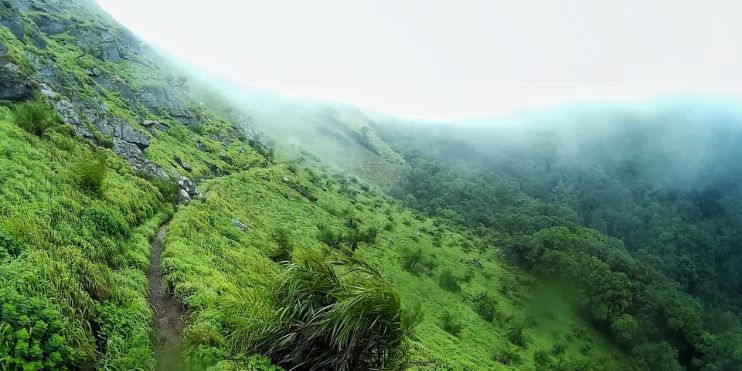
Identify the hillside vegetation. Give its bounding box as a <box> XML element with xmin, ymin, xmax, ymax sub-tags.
<box><xmin>0</xmin><ymin>1</ymin><xmax>740</xmax><ymax>370</ymax></box>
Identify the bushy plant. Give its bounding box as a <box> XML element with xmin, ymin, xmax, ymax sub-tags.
<box><xmin>269</xmin><ymin>228</ymin><xmax>293</xmax><ymax>262</ymax></box>
<box><xmin>493</xmin><ymin>344</ymin><xmax>522</xmax><ymax>365</ymax></box>
<box><xmin>507</xmin><ymin>324</ymin><xmax>527</xmax><ymax>348</ymax></box>
<box><xmin>82</xmin><ymin>206</ymin><xmax>130</xmax><ymax>239</ymax></box>
<box><xmin>401</xmin><ymin>302</ymin><xmax>425</xmax><ymax>332</ymax></box>
<box><xmin>227</xmin><ymin>255</ymin><xmax>407</xmax><ymax>370</ymax></box>
<box><xmin>0</xmin><ymin>287</ymin><xmax>89</xmax><ymax>369</ymax></box>
<box><xmin>149</xmin><ymin>178</ymin><xmax>180</xmax><ymax>206</ymax></box>
<box><xmin>438</xmin><ymin>269</ymin><xmax>461</xmax><ymax>292</ymax></box>
<box><xmin>317</xmin><ymin>224</ymin><xmax>343</xmax><ymax>248</ymax></box>
<box><xmin>440</xmin><ymin>312</ymin><xmax>462</xmax><ymax>337</ymax></box>
<box><xmin>14</xmin><ymin>98</ymin><xmax>58</xmax><ymax>136</ymax></box>
<box><xmin>77</xmin><ymin>151</ymin><xmax>108</xmax><ymax>195</ymax></box>
<box><xmin>472</xmin><ymin>292</ymin><xmax>500</xmax><ymax>322</ymax></box>
<box><xmin>0</xmin><ymin>228</ymin><xmax>21</xmax><ymax>260</ymax></box>
<box><xmin>401</xmin><ymin>248</ymin><xmax>435</xmax><ymax>276</ymax></box>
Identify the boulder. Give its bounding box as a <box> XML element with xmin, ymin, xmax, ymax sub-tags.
<box><xmin>177</xmin><ymin>176</ymin><xmax>199</xmax><ymax>199</ymax></box>
<box><xmin>232</xmin><ymin>219</ymin><xmax>249</xmax><ymax>232</ymax></box>
<box><xmin>0</xmin><ymin>61</ymin><xmax>33</xmax><ymax>101</ymax></box>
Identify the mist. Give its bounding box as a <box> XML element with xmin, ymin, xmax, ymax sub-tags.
<box><xmin>96</xmin><ymin>0</ymin><xmax>742</xmax><ymax>120</ymax></box>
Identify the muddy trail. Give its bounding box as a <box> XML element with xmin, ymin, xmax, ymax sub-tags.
<box><xmin>147</xmin><ymin>223</ymin><xmax>186</xmax><ymax>370</ymax></box>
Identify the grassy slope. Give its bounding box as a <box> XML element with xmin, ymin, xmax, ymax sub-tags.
<box><xmin>0</xmin><ymin>106</ymin><xmax>171</xmax><ymax>369</ymax></box>
<box><xmin>164</xmin><ymin>162</ymin><xmax>629</xmax><ymax>370</ymax></box>
<box><xmin>0</xmin><ymin>2</ymin><xmax>265</xmax><ymax>368</ymax></box>
<box><xmin>1</xmin><ymin>2</ymin><xmax>636</xmax><ymax>369</ymax></box>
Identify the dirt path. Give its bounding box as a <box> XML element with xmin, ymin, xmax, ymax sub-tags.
<box><xmin>147</xmin><ymin>223</ymin><xmax>186</xmax><ymax>370</ymax></box>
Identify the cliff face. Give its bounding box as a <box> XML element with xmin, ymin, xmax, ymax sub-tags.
<box><xmin>0</xmin><ymin>0</ymin><xmax>268</xmax><ymax>201</ymax></box>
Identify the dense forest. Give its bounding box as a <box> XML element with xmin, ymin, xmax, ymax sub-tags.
<box><xmin>375</xmin><ymin>101</ymin><xmax>742</xmax><ymax>369</ymax></box>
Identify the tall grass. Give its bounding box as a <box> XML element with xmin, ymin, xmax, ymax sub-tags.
<box><xmin>226</xmin><ymin>254</ymin><xmax>408</xmax><ymax>370</ymax></box>
<box><xmin>14</xmin><ymin>98</ymin><xmax>58</xmax><ymax>136</ymax></box>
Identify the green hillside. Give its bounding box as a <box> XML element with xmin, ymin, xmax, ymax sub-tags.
<box><xmin>0</xmin><ymin>1</ymin><xmax>740</xmax><ymax>370</ymax></box>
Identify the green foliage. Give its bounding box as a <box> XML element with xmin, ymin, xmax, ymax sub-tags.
<box><xmin>439</xmin><ymin>312</ymin><xmax>462</xmax><ymax>337</ymax></box>
<box><xmin>400</xmin><ymin>247</ymin><xmax>435</xmax><ymax>276</ymax></box>
<box><xmin>493</xmin><ymin>344</ymin><xmax>522</xmax><ymax>365</ymax></box>
<box><xmin>227</xmin><ymin>255</ymin><xmax>407</xmax><ymax>370</ymax></box>
<box><xmin>0</xmin><ymin>228</ymin><xmax>21</xmax><ymax>261</ymax></box>
<box><xmin>77</xmin><ymin>151</ymin><xmax>108</xmax><ymax>195</ymax></box>
<box><xmin>82</xmin><ymin>206</ymin><xmax>131</xmax><ymax>239</ymax></box>
<box><xmin>0</xmin><ymin>287</ymin><xmax>88</xmax><ymax>369</ymax></box>
<box><xmin>149</xmin><ymin>175</ymin><xmax>181</xmax><ymax>205</ymax></box>
<box><xmin>401</xmin><ymin>302</ymin><xmax>425</xmax><ymax>332</ymax></box>
<box><xmin>269</xmin><ymin>228</ymin><xmax>293</xmax><ymax>262</ymax></box>
<box><xmin>472</xmin><ymin>292</ymin><xmax>499</xmax><ymax>322</ymax></box>
<box><xmin>317</xmin><ymin>224</ymin><xmax>343</xmax><ymax>248</ymax></box>
<box><xmin>506</xmin><ymin>324</ymin><xmax>528</xmax><ymax>348</ymax></box>
<box><xmin>437</xmin><ymin>269</ymin><xmax>461</xmax><ymax>293</ymax></box>
<box><xmin>14</xmin><ymin>98</ymin><xmax>58</xmax><ymax>136</ymax></box>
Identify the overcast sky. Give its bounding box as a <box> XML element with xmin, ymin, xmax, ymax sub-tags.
<box><xmin>96</xmin><ymin>0</ymin><xmax>741</xmax><ymax>120</ymax></box>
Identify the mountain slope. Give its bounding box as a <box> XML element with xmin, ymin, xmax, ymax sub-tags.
<box><xmin>2</xmin><ymin>1</ymin><xmax>739</xmax><ymax>370</ymax></box>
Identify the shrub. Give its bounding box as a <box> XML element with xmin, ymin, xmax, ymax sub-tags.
<box><xmin>438</xmin><ymin>269</ymin><xmax>461</xmax><ymax>292</ymax></box>
<box><xmin>401</xmin><ymin>248</ymin><xmax>435</xmax><ymax>276</ymax></box>
<box><xmin>472</xmin><ymin>292</ymin><xmax>499</xmax><ymax>322</ymax></box>
<box><xmin>227</xmin><ymin>255</ymin><xmax>407</xmax><ymax>370</ymax></box>
<box><xmin>269</xmin><ymin>228</ymin><xmax>293</xmax><ymax>262</ymax></box>
<box><xmin>0</xmin><ymin>287</ymin><xmax>90</xmax><ymax>369</ymax></box>
<box><xmin>507</xmin><ymin>324</ymin><xmax>527</xmax><ymax>348</ymax></box>
<box><xmin>82</xmin><ymin>206</ymin><xmax>130</xmax><ymax>239</ymax></box>
<box><xmin>401</xmin><ymin>302</ymin><xmax>425</xmax><ymax>332</ymax></box>
<box><xmin>14</xmin><ymin>98</ymin><xmax>58</xmax><ymax>136</ymax></box>
<box><xmin>493</xmin><ymin>345</ymin><xmax>522</xmax><ymax>365</ymax></box>
<box><xmin>0</xmin><ymin>228</ymin><xmax>21</xmax><ymax>260</ymax></box>
<box><xmin>440</xmin><ymin>312</ymin><xmax>462</xmax><ymax>337</ymax></box>
<box><xmin>149</xmin><ymin>176</ymin><xmax>181</xmax><ymax>205</ymax></box>
<box><xmin>317</xmin><ymin>224</ymin><xmax>343</xmax><ymax>248</ymax></box>
<box><xmin>77</xmin><ymin>151</ymin><xmax>108</xmax><ymax>195</ymax></box>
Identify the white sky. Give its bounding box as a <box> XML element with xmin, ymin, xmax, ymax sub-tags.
<box><xmin>96</xmin><ymin>0</ymin><xmax>742</xmax><ymax>120</ymax></box>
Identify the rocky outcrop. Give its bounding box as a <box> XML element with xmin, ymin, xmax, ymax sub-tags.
<box><xmin>0</xmin><ymin>45</ymin><xmax>33</xmax><ymax>101</ymax></box>
<box><xmin>139</xmin><ymin>86</ymin><xmax>196</xmax><ymax>124</ymax></box>
<box><xmin>113</xmin><ymin>140</ymin><xmax>166</xmax><ymax>177</ymax></box>
<box><xmin>32</xmin><ymin>14</ymin><xmax>71</xmax><ymax>35</ymax></box>
<box><xmin>99</xmin><ymin>116</ymin><xmax>151</xmax><ymax>150</ymax></box>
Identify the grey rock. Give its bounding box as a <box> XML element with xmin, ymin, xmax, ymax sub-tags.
<box><xmin>53</xmin><ymin>99</ymin><xmax>83</xmax><ymax>126</ymax></box>
<box><xmin>177</xmin><ymin>176</ymin><xmax>199</xmax><ymax>198</ymax></box>
<box><xmin>33</xmin><ymin>14</ymin><xmax>71</xmax><ymax>35</ymax></box>
<box><xmin>86</xmin><ymin>68</ymin><xmax>102</xmax><ymax>77</ymax></box>
<box><xmin>139</xmin><ymin>85</ymin><xmax>196</xmax><ymax>123</ymax></box>
<box><xmin>112</xmin><ymin>139</ymin><xmax>167</xmax><ymax>178</ymax></box>
<box><xmin>0</xmin><ymin>62</ymin><xmax>33</xmax><ymax>101</ymax></box>
<box><xmin>69</xmin><ymin>27</ymin><xmax>121</xmax><ymax>62</ymax></box>
<box><xmin>99</xmin><ymin>116</ymin><xmax>150</xmax><ymax>150</ymax></box>
<box><xmin>232</xmin><ymin>218</ymin><xmax>249</xmax><ymax>232</ymax></box>
<box><xmin>1</xmin><ymin>4</ymin><xmax>25</xmax><ymax>39</ymax></box>
<box><xmin>30</xmin><ymin>55</ymin><xmax>61</xmax><ymax>88</ymax></box>
<box><xmin>178</xmin><ymin>189</ymin><xmax>191</xmax><ymax>204</ymax></box>
<box><xmin>219</xmin><ymin>152</ymin><xmax>232</xmax><ymax>163</ymax></box>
